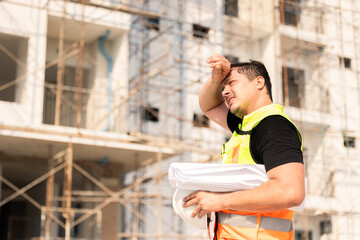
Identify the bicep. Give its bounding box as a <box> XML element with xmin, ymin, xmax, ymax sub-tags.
<box><xmin>267</xmin><ymin>162</ymin><xmax>304</xmax><ymax>184</ymax></box>
<box><xmin>267</xmin><ymin>163</ymin><xmax>305</xmax><ymax>204</ymax></box>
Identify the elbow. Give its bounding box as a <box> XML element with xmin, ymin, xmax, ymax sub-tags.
<box><xmin>285</xmin><ymin>187</ymin><xmax>305</xmax><ymax>207</ymax></box>
<box><xmin>199</xmin><ymin>99</ymin><xmax>210</xmax><ymax>115</ymax></box>
<box><xmin>288</xmin><ymin>194</ymin><xmax>305</xmax><ymax>207</ymax></box>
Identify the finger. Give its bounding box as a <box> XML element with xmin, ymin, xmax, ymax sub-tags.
<box><xmin>209</xmin><ymin>62</ymin><xmax>229</xmax><ymax>73</ymax></box>
<box><xmin>206</xmin><ymin>54</ymin><xmax>221</xmax><ymax>63</ymax></box>
<box><xmin>182</xmin><ymin>191</ymin><xmax>198</xmax><ymax>202</ymax></box>
<box><xmin>209</xmin><ymin>62</ymin><xmax>222</xmax><ymax>69</ymax></box>
<box><xmin>191</xmin><ymin>206</ymin><xmax>202</xmax><ymax>218</ymax></box>
<box><xmin>207</xmin><ymin>54</ymin><xmax>227</xmax><ymax>64</ymax></box>
<box><xmin>210</xmin><ymin>59</ymin><xmax>230</xmax><ymax>68</ymax></box>
<box><xmin>198</xmin><ymin>209</ymin><xmax>206</xmax><ymax>219</ymax></box>
<box><xmin>210</xmin><ymin>65</ymin><xmax>221</xmax><ymax>79</ymax></box>
<box><xmin>210</xmin><ymin>58</ymin><xmax>230</xmax><ymax>67</ymax></box>
<box><xmin>215</xmin><ymin>65</ymin><xmax>221</xmax><ymax>73</ymax></box>
<box><xmin>209</xmin><ymin>63</ymin><xmax>216</xmax><ymax>68</ymax></box>
<box><xmin>208</xmin><ymin>59</ymin><xmax>229</xmax><ymax>68</ymax></box>
<box><xmin>182</xmin><ymin>197</ymin><xmax>198</xmax><ymax>208</ymax></box>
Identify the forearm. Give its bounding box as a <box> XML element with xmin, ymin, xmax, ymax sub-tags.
<box><xmin>222</xmin><ymin>177</ymin><xmax>305</xmax><ymax>212</ymax></box>
<box><xmin>199</xmin><ymin>77</ymin><xmax>224</xmax><ymax>114</ymax></box>
<box><xmin>182</xmin><ymin>163</ymin><xmax>305</xmax><ymax>217</ymax></box>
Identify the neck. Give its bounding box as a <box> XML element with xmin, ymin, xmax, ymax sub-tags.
<box><xmin>234</xmin><ymin>97</ymin><xmax>273</xmax><ymax>118</ymax></box>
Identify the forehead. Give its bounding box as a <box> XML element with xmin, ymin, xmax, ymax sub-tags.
<box><xmin>222</xmin><ymin>67</ymin><xmax>247</xmax><ymax>83</ymax></box>
<box><xmin>223</xmin><ymin>68</ymin><xmax>237</xmax><ymax>81</ymax></box>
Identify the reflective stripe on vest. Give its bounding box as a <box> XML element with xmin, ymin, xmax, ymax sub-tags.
<box><xmin>218</xmin><ymin>213</ymin><xmax>293</xmax><ymax>233</ymax></box>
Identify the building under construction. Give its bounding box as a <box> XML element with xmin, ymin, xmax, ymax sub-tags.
<box><xmin>0</xmin><ymin>0</ymin><xmax>359</xmax><ymax>239</ymax></box>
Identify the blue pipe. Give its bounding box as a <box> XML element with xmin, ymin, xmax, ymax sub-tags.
<box><xmin>98</xmin><ymin>30</ymin><xmax>113</xmax><ymax>131</ymax></box>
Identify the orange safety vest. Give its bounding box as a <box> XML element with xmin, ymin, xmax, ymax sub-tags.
<box><xmin>215</xmin><ymin>104</ymin><xmax>302</xmax><ymax>240</ymax></box>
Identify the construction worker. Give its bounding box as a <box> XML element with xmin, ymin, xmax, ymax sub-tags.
<box><xmin>182</xmin><ymin>54</ymin><xmax>305</xmax><ymax>239</ymax></box>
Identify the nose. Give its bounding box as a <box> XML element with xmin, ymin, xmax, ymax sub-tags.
<box><xmin>222</xmin><ymin>84</ymin><xmax>230</xmax><ymax>97</ymax></box>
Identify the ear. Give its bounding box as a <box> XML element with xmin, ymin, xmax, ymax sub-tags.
<box><xmin>255</xmin><ymin>76</ymin><xmax>265</xmax><ymax>90</ymax></box>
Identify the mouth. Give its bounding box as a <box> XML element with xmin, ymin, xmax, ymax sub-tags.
<box><xmin>226</xmin><ymin>96</ymin><xmax>235</xmax><ymax>106</ymax></box>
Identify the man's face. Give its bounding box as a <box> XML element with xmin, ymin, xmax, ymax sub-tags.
<box><xmin>221</xmin><ymin>68</ymin><xmax>257</xmax><ymax>117</ymax></box>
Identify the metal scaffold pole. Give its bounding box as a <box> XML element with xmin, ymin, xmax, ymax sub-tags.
<box><xmin>45</xmin><ymin>153</ymin><xmax>55</xmax><ymax>239</ymax></box>
<box><xmin>63</xmin><ymin>142</ymin><xmax>73</xmax><ymax>240</ymax></box>
<box><xmin>55</xmin><ymin>0</ymin><xmax>67</xmax><ymax>126</ymax></box>
<box><xmin>76</xmin><ymin>0</ymin><xmax>86</xmax><ymax>128</ymax></box>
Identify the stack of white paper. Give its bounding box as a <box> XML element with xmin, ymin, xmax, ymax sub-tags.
<box><xmin>168</xmin><ymin>162</ymin><xmax>304</xmax><ymax>228</ymax></box>
<box><xmin>169</xmin><ymin>162</ymin><xmax>268</xmax><ymax>192</ymax></box>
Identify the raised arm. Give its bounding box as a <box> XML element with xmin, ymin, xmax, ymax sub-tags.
<box><xmin>199</xmin><ymin>55</ymin><xmax>231</xmax><ymax>130</ymax></box>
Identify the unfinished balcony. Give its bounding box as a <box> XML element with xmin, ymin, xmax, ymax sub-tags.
<box><xmin>279</xmin><ymin>0</ymin><xmax>328</xmax><ymax>47</ymax></box>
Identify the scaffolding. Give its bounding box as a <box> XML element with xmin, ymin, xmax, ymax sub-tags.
<box><xmin>0</xmin><ymin>0</ymin><xmax>360</xmax><ymax>239</ymax></box>
<box><xmin>276</xmin><ymin>0</ymin><xmax>360</xmax><ymax>239</ymax></box>
<box><xmin>0</xmin><ymin>2</ymin><xmax>222</xmax><ymax>239</ymax></box>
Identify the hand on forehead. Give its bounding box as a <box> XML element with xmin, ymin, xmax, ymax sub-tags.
<box><xmin>222</xmin><ymin>67</ymin><xmax>241</xmax><ymax>82</ymax></box>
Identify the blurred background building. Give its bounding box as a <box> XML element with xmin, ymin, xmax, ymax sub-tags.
<box><xmin>0</xmin><ymin>0</ymin><xmax>359</xmax><ymax>239</ymax></box>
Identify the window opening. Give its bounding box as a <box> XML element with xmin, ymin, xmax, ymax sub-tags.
<box><xmin>193</xmin><ymin>24</ymin><xmax>210</xmax><ymax>39</ymax></box>
<box><xmin>225</xmin><ymin>0</ymin><xmax>238</xmax><ymax>17</ymax></box>
<box><xmin>43</xmin><ymin>65</ymin><xmax>90</xmax><ymax>127</ymax></box>
<box><xmin>343</xmin><ymin>135</ymin><xmax>355</xmax><ymax>148</ymax></box>
<box><xmin>145</xmin><ymin>17</ymin><xmax>160</xmax><ymax>32</ymax></box>
<box><xmin>339</xmin><ymin>57</ymin><xmax>351</xmax><ymax>69</ymax></box>
<box><xmin>142</xmin><ymin>106</ymin><xmax>159</xmax><ymax>122</ymax></box>
<box><xmin>0</xmin><ymin>33</ymin><xmax>28</xmax><ymax>102</ymax></box>
<box><xmin>193</xmin><ymin>113</ymin><xmax>209</xmax><ymax>128</ymax></box>
<box><xmin>295</xmin><ymin>230</ymin><xmax>312</xmax><ymax>240</ymax></box>
<box><xmin>320</xmin><ymin>220</ymin><xmax>332</xmax><ymax>235</ymax></box>
<box><xmin>282</xmin><ymin>67</ymin><xmax>305</xmax><ymax>108</ymax></box>
<box><xmin>283</xmin><ymin>0</ymin><xmax>301</xmax><ymax>26</ymax></box>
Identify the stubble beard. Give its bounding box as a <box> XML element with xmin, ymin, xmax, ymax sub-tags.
<box><xmin>230</xmin><ymin>104</ymin><xmax>243</xmax><ymax>118</ymax></box>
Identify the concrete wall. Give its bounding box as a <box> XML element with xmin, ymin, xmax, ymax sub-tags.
<box><xmin>1</xmin><ymin>0</ymin><xmax>360</xmax><ymax>239</ymax></box>
<box><xmin>0</xmin><ymin>1</ymin><xmax>47</xmax><ymax>125</ymax></box>
<box><xmin>0</xmin><ymin>0</ymin><xmax>131</xmax><ymax>132</ymax></box>
<box><xmin>130</xmin><ymin>0</ymin><xmax>360</xmax><ymax>238</ymax></box>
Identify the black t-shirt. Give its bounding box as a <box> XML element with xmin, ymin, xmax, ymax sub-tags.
<box><xmin>227</xmin><ymin>111</ymin><xmax>303</xmax><ymax>172</ymax></box>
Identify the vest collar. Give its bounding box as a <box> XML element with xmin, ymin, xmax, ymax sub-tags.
<box><xmin>237</xmin><ymin>104</ymin><xmax>283</xmax><ymax>131</ymax></box>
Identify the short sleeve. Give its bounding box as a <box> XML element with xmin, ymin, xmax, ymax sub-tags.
<box><xmin>250</xmin><ymin>115</ymin><xmax>303</xmax><ymax>172</ymax></box>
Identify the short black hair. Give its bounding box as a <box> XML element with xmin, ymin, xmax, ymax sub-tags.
<box><xmin>230</xmin><ymin>60</ymin><xmax>273</xmax><ymax>101</ymax></box>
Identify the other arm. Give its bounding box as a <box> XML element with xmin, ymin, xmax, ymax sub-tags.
<box><xmin>183</xmin><ymin>162</ymin><xmax>305</xmax><ymax>218</ymax></box>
